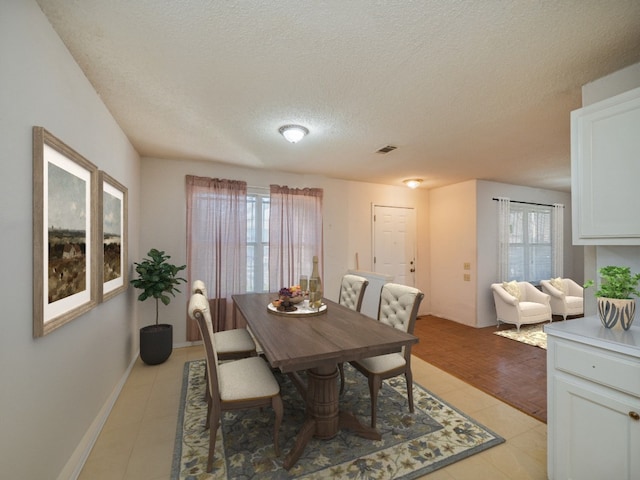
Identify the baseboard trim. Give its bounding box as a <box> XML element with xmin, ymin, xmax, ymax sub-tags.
<box><xmin>57</xmin><ymin>351</ymin><xmax>139</xmax><ymax>480</ymax></box>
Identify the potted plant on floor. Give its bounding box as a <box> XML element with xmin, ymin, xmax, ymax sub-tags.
<box><xmin>131</xmin><ymin>248</ymin><xmax>186</xmax><ymax>365</ymax></box>
<box><xmin>584</xmin><ymin>265</ymin><xmax>640</xmax><ymax>330</ymax></box>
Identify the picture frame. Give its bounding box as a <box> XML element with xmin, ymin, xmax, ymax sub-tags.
<box><xmin>33</xmin><ymin>127</ymin><xmax>98</xmax><ymax>337</ymax></box>
<box><xmin>98</xmin><ymin>171</ymin><xmax>128</xmax><ymax>302</ymax></box>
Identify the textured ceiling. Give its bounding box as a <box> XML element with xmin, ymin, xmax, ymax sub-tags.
<box><xmin>35</xmin><ymin>0</ymin><xmax>640</xmax><ymax>191</ymax></box>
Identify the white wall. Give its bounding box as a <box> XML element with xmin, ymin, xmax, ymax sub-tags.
<box><xmin>0</xmin><ymin>2</ymin><xmax>141</xmax><ymax>478</ymax></box>
<box><xmin>429</xmin><ymin>180</ymin><xmax>477</xmax><ymax>326</ymax></box>
<box><xmin>429</xmin><ymin>179</ymin><xmax>580</xmax><ymax>328</ymax></box>
<box><xmin>139</xmin><ymin>157</ymin><xmax>431</xmax><ymax>344</ymax></box>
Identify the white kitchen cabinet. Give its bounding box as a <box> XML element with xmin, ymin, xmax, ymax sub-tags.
<box><xmin>571</xmin><ymin>86</ymin><xmax>640</xmax><ymax>245</ymax></box>
<box><xmin>546</xmin><ymin>317</ymin><xmax>640</xmax><ymax>479</ymax></box>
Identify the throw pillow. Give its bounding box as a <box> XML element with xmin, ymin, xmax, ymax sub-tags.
<box><xmin>549</xmin><ymin>277</ymin><xmax>566</xmax><ymax>294</ymax></box>
<box><xmin>502</xmin><ymin>280</ymin><xmax>521</xmax><ymax>300</ymax></box>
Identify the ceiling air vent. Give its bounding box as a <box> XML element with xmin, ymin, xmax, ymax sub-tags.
<box><xmin>376</xmin><ymin>145</ymin><xmax>397</xmax><ymax>154</ymax></box>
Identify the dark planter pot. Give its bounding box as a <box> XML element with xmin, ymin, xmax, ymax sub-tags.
<box><xmin>140</xmin><ymin>324</ymin><xmax>173</xmax><ymax>365</ymax></box>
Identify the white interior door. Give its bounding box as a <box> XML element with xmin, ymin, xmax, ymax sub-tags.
<box><xmin>373</xmin><ymin>205</ymin><xmax>416</xmax><ymax>286</ymax></box>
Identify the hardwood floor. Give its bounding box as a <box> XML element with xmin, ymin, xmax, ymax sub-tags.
<box><xmin>412</xmin><ymin>315</ymin><xmax>550</xmax><ymax>423</ymax></box>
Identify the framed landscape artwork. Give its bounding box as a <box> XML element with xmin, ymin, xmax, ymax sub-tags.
<box><xmin>33</xmin><ymin>127</ymin><xmax>98</xmax><ymax>337</ymax></box>
<box><xmin>98</xmin><ymin>171</ymin><xmax>128</xmax><ymax>302</ymax></box>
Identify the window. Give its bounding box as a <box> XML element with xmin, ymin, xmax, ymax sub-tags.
<box><xmin>186</xmin><ymin>176</ymin><xmax>247</xmax><ymax>339</ymax></box>
<box><xmin>248</xmin><ymin>186</ymin><xmax>324</xmax><ymax>292</ymax></box>
<box><xmin>508</xmin><ymin>204</ymin><xmax>552</xmax><ymax>283</ymax></box>
<box><xmin>247</xmin><ymin>191</ymin><xmax>270</xmax><ymax>292</ymax></box>
<box><xmin>268</xmin><ymin>185</ymin><xmax>323</xmax><ymax>290</ymax></box>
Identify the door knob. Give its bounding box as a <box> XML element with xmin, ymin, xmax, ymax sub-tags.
<box><xmin>629</xmin><ymin>411</ymin><xmax>640</xmax><ymax>421</ymax></box>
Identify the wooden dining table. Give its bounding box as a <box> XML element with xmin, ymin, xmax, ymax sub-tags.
<box><xmin>231</xmin><ymin>292</ymin><xmax>418</xmax><ymax>470</ymax></box>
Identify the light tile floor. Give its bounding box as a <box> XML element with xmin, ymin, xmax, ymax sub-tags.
<box><xmin>79</xmin><ymin>347</ymin><xmax>547</xmax><ymax>479</ymax></box>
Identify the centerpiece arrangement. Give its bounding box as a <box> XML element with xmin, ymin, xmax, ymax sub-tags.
<box><xmin>268</xmin><ymin>282</ymin><xmax>327</xmax><ymax>317</ymax></box>
<box><xmin>268</xmin><ymin>257</ymin><xmax>326</xmax><ymax>316</ymax></box>
<box><xmin>272</xmin><ymin>285</ymin><xmax>304</xmax><ymax>312</ymax></box>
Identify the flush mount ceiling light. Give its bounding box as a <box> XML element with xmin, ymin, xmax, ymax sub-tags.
<box><xmin>278</xmin><ymin>124</ymin><xmax>309</xmax><ymax>143</ymax></box>
<box><xmin>403</xmin><ymin>178</ymin><xmax>423</xmax><ymax>189</ymax></box>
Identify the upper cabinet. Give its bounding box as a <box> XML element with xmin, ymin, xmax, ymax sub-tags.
<box><xmin>572</xmin><ymin>86</ymin><xmax>640</xmax><ymax>245</ymax></box>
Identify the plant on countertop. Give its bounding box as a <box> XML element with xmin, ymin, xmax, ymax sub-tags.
<box><xmin>584</xmin><ymin>265</ymin><xmax>640</xmax><ymax>299</ymax></box>
<box><xmin>130</xmin><ymin>248</ymin><xmax>187</xmax><ymax>327</ymax></box>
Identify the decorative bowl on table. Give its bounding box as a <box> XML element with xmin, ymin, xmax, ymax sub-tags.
<box><xmin>275</xmin><ymin>286</ymin><xmax>304</xmax><ymax>311</ymax></box>
<box><xmin>287</xmin><ymin>294</ymin><xmax>304</xmax><ymax>304</ymax></box>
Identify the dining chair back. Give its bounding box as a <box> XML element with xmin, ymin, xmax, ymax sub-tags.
<box><xmin>338</xmin><ymin>274</ymin><xmax>369</xmax><ymax>312</ymax></box>
<box><xmin>188</xmin><ymin>293</ymin><xmax>283</xmax><ymax>472</ymax></box>
<box><xmin>337</xmin><ymin>274</ymin><xmax>370</xmax><ymax>394</ymax></box>
<box><xmin>192</xmin><ymin>280</ymin><xmax>256</xmax><ymax>360</ymax></box>
<box><xmin>350</xmin><ymin>282</ymin><xmax>424</xmax><ymax>428</ymax></box>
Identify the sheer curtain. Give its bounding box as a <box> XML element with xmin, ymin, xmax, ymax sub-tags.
<box><xmin>269</xmin><ymin>185</ymin><xmax>323</xmax><ymax>290</ymax></box>
<box><xmin>497</xmin><ymin>197</ymin><xmax>511</xmax><ymax>282</ymax></box>
<box><xmin>552</xmin><ymin>203</ymin><xmax>564</xmax><ymax>277</ymax></box>
<box><xmin>186</xmin><ymin>175</ymin><xmax>247</xmax><ymax>340</ymax></box>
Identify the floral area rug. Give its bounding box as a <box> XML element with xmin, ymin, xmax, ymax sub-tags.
<box><xmin>172</xmin><ymin>360</ymin><xmax>504</xmax><ymax>479</ymax></box>
<box><xmin>493</xmin><ymin>324</ymin><xmax>547</xmax><ymax>349</ymax></box>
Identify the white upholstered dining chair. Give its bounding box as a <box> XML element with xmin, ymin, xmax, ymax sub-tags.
<box><xmin>192</xmin><ymin>280</ymin><xmax>256</xmax><ymax>360</ymax></box>
<box><xmin>338</xmin><ymin>274</ymin><xmax>369</xmax><ymax>394</ymax></box>
<box><xmin>349</xmin><ymin>283</ymin><xmax>424</xmax><ymax>428</ymax></box>
<box><xmin>188</xmin><ymin>293</ymin><xmax>283</xmax><ymax>473</ymax></box>
<box><xmin>491</xmin><ymin>281</ymin><xmax>552</xmax><ymax>331</ymax></box>
<box><xmin>338</xmin><ymin>274</ymin><xmax>369</xmax><ymax>312</ymax></box>
<box><xmin>540</xmin><ymin>277</ymin><xmax>584</xmax><ymax>320</ymax></box>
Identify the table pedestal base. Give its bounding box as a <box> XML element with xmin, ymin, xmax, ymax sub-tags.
<box><xmin>283</xmin><ymin>365</ymin><xmax>381</xmax><ymax>470</ymax></box>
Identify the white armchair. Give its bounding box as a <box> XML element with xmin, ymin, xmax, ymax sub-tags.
<box><xmin>540</xmin><ymin>278</ymin><xmax>584</xmax><ymax>321</ymax></box>
<box><xmin>491</xmin><ymin>281</ymin><xmax>552</xmax><ymax>331</ymax></box>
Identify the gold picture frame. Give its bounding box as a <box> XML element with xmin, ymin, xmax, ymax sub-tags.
<box><xmin>98</xmin><ymin>171</ymin><xmax>128</xmax><ymax>302</ymax></box>
<box><xmin>33</xmin><ymin>127</ymin><xmax>98</xmax><ymax>337</ymax></box>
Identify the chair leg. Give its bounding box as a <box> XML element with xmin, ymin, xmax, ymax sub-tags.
<box><xmin>204</xmin><ymin>369</ymin><xmax>210</xmax><ymax>403</ymax></box>
<box><xmin>338</xmin><ymin>362</ymin><xmax>345</xmax><ymax>395</ymax></box>
<box><xmin>271</xmin><ymin>395</ymin><xmax>283</xmax><ymax>457</ymax></box>
<box><xmin>206</xmin><ymin>410</ymin><xmax>220</xmax><ymax>473</ymax></box>
<box><xmin>368</xmin><ymin>375</ymin><xmax>381</xmax><ymax>429</ymax></box>
<box><xmin>205</xmin><ymin>394</ymin><xmax>212</xmax><ymax>429</ymax></box>
<box><xmin>405</xmin><ymin>369</ymin><xmax>414</xmax><ymax>413</ymax></box>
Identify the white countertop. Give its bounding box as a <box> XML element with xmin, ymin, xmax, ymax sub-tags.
<box><xmin>544</xmin><ymin>316</ymin><xmax>640</xmax><ymax>358</ymax></box>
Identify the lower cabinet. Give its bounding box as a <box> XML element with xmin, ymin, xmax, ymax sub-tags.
<box><xmin>546</xmin><ymin>318</ymin><xmax>640</xmax><ymax>480</ymax></box>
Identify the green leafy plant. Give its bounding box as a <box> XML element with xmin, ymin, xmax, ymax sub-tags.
<box><xmin>584</xmin><ymin>265</ymin><xmax>640</xmax><ymax>299</ymax></box>
<box><xmin>130</xmin><ymin>248</ymin><xmax>187</xmax><ymax>326</ymax></box>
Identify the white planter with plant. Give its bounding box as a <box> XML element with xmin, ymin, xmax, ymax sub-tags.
<box><xmin>584</xmin><ymin>265</ymin><xmax>640</xmax><ymax>331</ymax></box>
<box><xmin>130</xmin><ymin>248</ymin><xmax>186</xmax><ymax>365</ymax></box>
